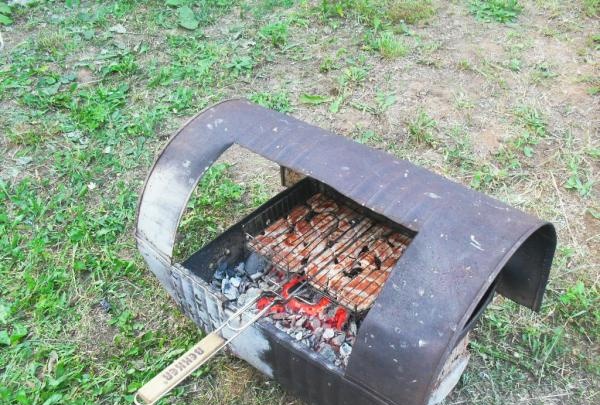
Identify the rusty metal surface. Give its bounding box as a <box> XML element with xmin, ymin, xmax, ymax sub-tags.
<box><xmin>168</xmin><ymin>224</ymin><xmax>393</xmax><ymax>405</ymax></box>
<box><xmin>135</xmin><ymin>99</ymin><xmax>556</xmax><ymax>405</ymax></box>
<box><xmin>280</xmin><ymin>166</ymin><xmax>306</xmax><ymax>187</ymax></box>
<box><xmin>169</xmin><ymin>224</ymin><xmax>467</xmax><ymax>405</ymax></box>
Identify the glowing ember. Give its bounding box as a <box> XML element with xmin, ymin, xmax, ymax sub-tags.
<box><xmin>256</xmin><ymin>276</ymin><xmax>349</xmax><ymax>331</ymax></box>
<box><xmin>211</xmin><ymin>258</ymin><xmax>357</xmax><ymax>368</ymax></box>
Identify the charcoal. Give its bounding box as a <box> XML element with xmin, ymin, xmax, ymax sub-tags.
<box><xmin>211</xmin><ymin>256</ymin><xmax>357</xmax><ymax>371</ymax></box>
<box><xmin>245</xmin><ymin>252</ymin><xmax>267</xmax><ymax>277</ymax></box>
<box><xmin>324</xmin><ymin>307</ymin><xmax>337</xmax><ymax>319</ymax></box>
<box><xmin>221</xmin><ymin>278</ymin><xmax>239</xmax><ymax>300</ymax></box>
<box><xmin>331</xmin><ymin>333</ymin><xmax>346</xmax><ymax>346</ymax></box>
<box><xmin>271</xmin><ymin>312</ymin><xmax>288</xmax><ymax>320</ymax></box>
<box><xmin>225</xmin><ymin>267</ymin><xmax>237</xmax><ymax>278</ymax></box>
<box><xmin>238</xmin><ymin>292</ymin><xmax>252</xmax><ymax>307</ymax></box>
<box><xmin>323</xmin><ymin>328</ymin><xmax>335</xmax><ymax>340</ymax></box>
<box><xmin>340</xmin><ymin>342</ymin><xmax>353</xmax><ymax>358</ymax></box>
<box><xmin>230</xmin><ymin>276</ymin><xmax>242</xmax><ymax>288</ymax></box>
<box><xmin>349</xmin><ymin>321</ymin><xmax>357</xmax><ymax>335</ymax></box>
<box><xmin>224</xmin><ymin>300</ymin><xmax>238</xmax><ymax>311</ymax></box>
<box><xmin>318</xmin><ymin>345</ymin><xmax>336</xmax><ymax>363</ymax></box>
<box><xmin>245</xmin><ymin>287</ymin><xmax>261</xmax><ymax>300</ymax></box>
<box><xmin>213</xmin><ymin>263</ymin><xmax>226</xmax><ymax>280</ymax></box>
<box><xmin>313</xmin><ymin>327</ymin><xmax>324</xmax><ymax>341</ymax></box>
<box><xmin>238</xmin><ymin>287</ymin><xmax>261</xmax><ymax>307</ymax></box>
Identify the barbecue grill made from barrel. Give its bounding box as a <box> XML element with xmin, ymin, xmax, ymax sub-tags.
<box><xmin>135</xmin><ymin>99</ymin><xmax>557</xmax><ymax>405</ymax></box>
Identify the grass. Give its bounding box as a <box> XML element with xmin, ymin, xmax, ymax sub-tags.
<box><xmin>530</xmin><ymin>62</ymin><xmax>558</xmax><ymax>84</ymax></box>
<box><xmin>407</xmin><ymin>110</ymin><xmax>437</xmax><ymax>145</ymax></box>
<box><xmin>338</xmin><ymin>65</ymin><xmax>369</xmax><ymax>87</ymax></box>
<box><xmin>259</xmin><ymin>21</ymin><xmax>289</xmax><ymax>47</ymax></box>
<box><xmin>249</xmin><ymin>91</ymin><xmax>293</xmax><ymax>112</ymax></box>
<box><xmin>584</xmin><ymin>0</ymin><xmax>599</xmax><ymax>17</ymax></box>
<box><xmin>0</xmin><ymin>2</ymin><xmax>12</xmax><ymax>25</ymax></box>
<box><xmin>564</xmin><ymin>157</ymin><xmax>594</xmax><ymax>197</ymax></box>
<box><xmin>516</xmin><ymin>104</ymin><xmax>546</xmax><ymax>128</ymax></box>
<box><xmin>0</xmin><ymin>0</ymin><xmax>598</xmax><ymax>404</ymax></box>
<box><xmin>469</xmin><ymin>0</ymin><xmax>523</xmax><ymax>23</ymax></box>
<box><xmin>175</xmin><ymin>163</ymin><xmax>245</xmax><ymax>260</ymax></box>
<box><xmin>322</xmin><ymin>0</ymin><xmax>435</xmax><ymax>28</ymax></box>
<box><xmin>388</xmin><ymin>0</ymin><xmax>436</xmax><ymax>24</ymax></box>
<box><xmin>370</xmin><ymin>31</ymin><xmax>408</xmax><ymax>58</ymax></box>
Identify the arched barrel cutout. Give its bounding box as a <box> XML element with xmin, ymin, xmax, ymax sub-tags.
<box><xmin>135</xmin><ymin>99</ymin><xmax>556</xmax><ymax>405</ymax></box>
<box><xmin>172</xmin><ymin>146</ymin><xmax>284</xmax><ymax>274</ymax></box>
<box><xmin>496</xmin><ymin>223</ymin><xmax>557</xmax><ymax>311</ymax></box>
<box><xmin>457</xmin><ymin>221</ymin><xmax>556</xmax><ymax>342</ymax></box>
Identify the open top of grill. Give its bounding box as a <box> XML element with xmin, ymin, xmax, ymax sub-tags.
<box><xmin>245</xmin><ymin>188</ymin><xmax>412</xmax><ymax>313</ymax></box>
<box><xmin>135</xmin><ymin>100</ymin><xmax>556</xmax><ymax>405</ymax></box>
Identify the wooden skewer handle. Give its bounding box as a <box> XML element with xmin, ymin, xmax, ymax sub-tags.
<box><xmin>135</xmin><ymin>332</ymin><xmax>226</xmax><ymax>405</ymax></box>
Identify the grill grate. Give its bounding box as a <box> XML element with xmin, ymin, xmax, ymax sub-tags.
<box><xmin>246</xmin><ymin>193</ymin><xmax>412</xmax><ymax>312</ymax></box>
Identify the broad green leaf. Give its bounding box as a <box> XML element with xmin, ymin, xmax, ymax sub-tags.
<box><xmin>358</xmin><ymin>130</ymin><xmax>376</xmax><ymax>144</ymax></box>
<box><xmin>299</xmin><ymin>94</ymin><xmax>330</xmax><ymax>105</ymax></box>
<box><xmin>83</xmin><ymin>29</ymin><xmax>94</xmax><ymax>40</ymax></box>
<box><xmin>0</xmin><ymin>330</ymin><xmax>9</xmax><ymax>345</ymax></box>
<box><xmin>0</xmin><ymin>13</ymin><xmax>12</xmax><ymax>26</ymax></box>
<box><xmin>10</xmin><ymin>323</ymin><xmax>27</xmax><ymax>344</ymax></box>
<box><xmin>178</xmin><ymin>6</ymin><xmax>198</xmax><ymax>30</ymax></box>
<box><xmin>41</xmin><ymin>82</ymin><xmax>61</xmax><ymax>96</ymax></box>
<box><xmin>586</xmin><ymin>147</ymin><xmax>600</xmax><ymax>159</ymax></box>
<box><xmin>166</xmin><ymin>0</ymin><xmax>185</xmax><ymax>5</ymax></box>
<box><xmin>42</xmin><ymin>394</ymin><xmax>63</xmax><ymax>405</ymax></box>
<box><xmin>0</xmin><ymin>303</ymin><xmax>9</xmax><ymax>325</ymax></box>
<box><xmin>329</xmin><ymin>96</ymin><xmax>343</xmax><ymax>113</ymax></box>
<box><xmin>0</xmin><ymin>4</ymin><xmax>11</xmax><ymax>14</ymax></box>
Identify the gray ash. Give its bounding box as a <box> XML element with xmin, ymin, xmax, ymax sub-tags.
<box><xmin>210</xmin><ymin>252</ymin><xmax>357</xmax><ymax>369</ymax></box>
<box><xmin>210</xmin><ymin>252</ymin><xmax>269</xmax><ymax>305</ymax></box>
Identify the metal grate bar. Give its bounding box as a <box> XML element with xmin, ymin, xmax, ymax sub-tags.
<box><xmin>245</xmin><ymin>193</ymin><xmax>412</xmax><ymax>313</ymax></box>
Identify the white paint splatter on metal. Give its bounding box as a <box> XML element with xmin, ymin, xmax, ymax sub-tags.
<box><xmin>469</xmin><ymin>235</ymin><xmax>484</xmax><ymax>251</ymax></box>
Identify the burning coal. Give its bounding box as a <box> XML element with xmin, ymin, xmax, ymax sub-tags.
<box><xmin>210</xmin><ymin>252</ymin><xmax>357</xmax><ymax>368</ymax></box>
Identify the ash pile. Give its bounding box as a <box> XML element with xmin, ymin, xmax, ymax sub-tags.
<box><xmin>259</xmin><ymin>279</ymin><xmax>357</xmax><ymax>368</ymax></box>
<box><xmin>210</xmin><ymin>252</ymin><xmax>357</xmax><ymax>368</ymax></box>
<box><xmin>210</xmin><ymin>252</ymin><xmax>268</xmax><ymax>307</ymax></box>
